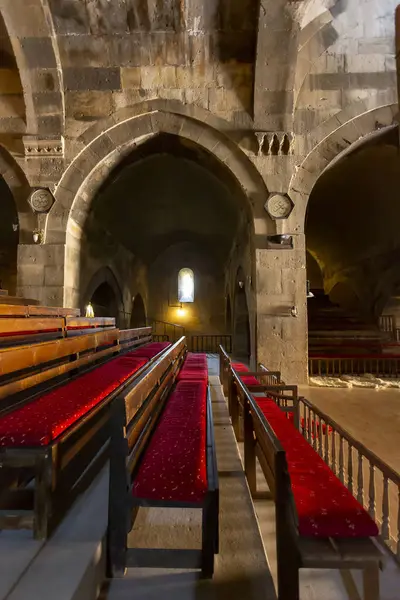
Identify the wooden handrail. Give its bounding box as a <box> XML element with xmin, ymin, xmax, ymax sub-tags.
<box><xmin>258</xmin><ymin>361</ymin><xmax>400</xmax><ymax>562</ymax></box>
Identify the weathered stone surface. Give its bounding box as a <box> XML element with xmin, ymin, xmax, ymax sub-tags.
<box><xmin>63</xmin><ymin>68</ymin><xmax>121</xmax><ymax>91</ymax></box>
<box><xmin>20</xmin><ymin>37</ymin><xmax>57</xmax><ymax>69</ymax></box>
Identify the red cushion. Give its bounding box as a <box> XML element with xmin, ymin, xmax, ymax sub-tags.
<box><xmin>253</xmin><ymin>397</ymin><xmax>378</xmax><ymax>538</ymax></box>
<box><xmin>132</xmin><ymin>380</ymin><xmax>207</xmax><ymax>503</ymax></box>
<box><xmin>177</xmin><ymin>368</ymin><xmax>208</xmax><ymax>381</ymax></box>
<box><xmin>231</xmin><ymin>362</ymin><xmax>249</xmax><ymax>372</ymax></box>
<box><xmin>130</xmin><ymin>348</ymin><xmax>162</xmax><ymax>359</ymax></box>
<box><xmin>0</xmin><ymin>356</ymin><xmax>148</xmax><ymax>447</ymax></box>
<box><xmin>145</xmin><ymin>342</ymin><xmax>171</xmax><ymax>349</ymax></box>
<box><xmin>240</xmin><ymin>375</ymin><xmax>259</xmax><ymax>387</ymax></box>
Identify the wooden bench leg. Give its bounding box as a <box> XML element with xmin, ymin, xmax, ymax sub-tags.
<box><xmin>244</xmin><ymin>400</ymin><xmax>257</xmax><ymax>496</ymax></box>
<box><xmin>363</xmin><ymin>564</ymin><xmax>380</xmax><ymax>600</ymax></box>
<box><xmin>108</xmin><ymin>401</ymin><xmax>130</xmax><ymax>578</ymax></box>
<box><xmin>34</xmin><ymin>452</ymin><xmax>54</xmax><ymax>540</ymax></box>
<box><xmin>107</xmin><ymin>498</ymin><xmax>132</xmax><ymax>577</ymax></box>
<box><xmin>277</xmin><ymin>562</ymin><xmax>300</xmax><ymax>600</ymax></box>
<box><xmin>214</xmin><ymin>491</ymin><xmax>219</xmax><ymax>555</ymax></box>
<box><xmin>201</xmin><ymin>492</ymin><xmax>218</xmax><ymax>578</ymax></box>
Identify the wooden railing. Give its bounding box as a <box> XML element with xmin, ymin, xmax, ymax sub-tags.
<box><xmin>298</xmin><ymin>396</ymin><xmax>400</xmax><ymax>562</ymax></box>
<box><xmin>152</xmin><ymin>334</ymin><xmax>170</xmax><ymax>342</ymax></box>
<box><xmin>258</xmin><ymin>362</ymin><xmax>400</xmax><ymax>563</ymax></box>
<box><xmin>189</xmin><ymin>335</ymin><xmax>232</xmax><ymax>354</ymax></box>
<box><xmin>308</xmin><ymin>355</ymin><xmax>400</xmax><ymax>377</ymax></box>
<box><xmin>379</xmin><ymin>314</ymin><xmax>395</xmax><ymax>336</ymax></box>
<box><xmin>147</xmin><ymin>318</ymin><xmax>185</xmax><ymax>342</ymax></box>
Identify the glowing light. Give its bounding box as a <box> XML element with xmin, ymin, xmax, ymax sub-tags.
<box><xmin>85</xmin><ymin>302</ymin><xmax>95</xmax><ymax>318</ymax></box>
<box><xmin>178</xmin><ymin>268</ymin><xmax>194</xmax><ymax>303</ymax></box>
<box><xmin>177</xmin><ymin>307</ymin><xmax>186</xmax><ymax>318</ymax></box>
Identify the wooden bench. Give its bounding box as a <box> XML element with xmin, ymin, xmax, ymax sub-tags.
<box><xmin>230</xmin><ymin>368</ymin><xmax>384</xmax><ymax>600</ymax></box>
<box><xmin>108</xmin><ymin>348</ymin><xmax>219</xmax><ymax>578</ymax></box>
<box><xmin>0</xmin><ymin>303</ymin><xmax>117</xmax><ymax>347</ymax></box>
<box><xmin>0</xmin><ymin>328</ymin><xmax>170</xmax><ymax>538</ymax></box>
<box><xmin>218</xmin><ymin>346</ymin><xmax>299</xmax><ymax>440</ymax></box>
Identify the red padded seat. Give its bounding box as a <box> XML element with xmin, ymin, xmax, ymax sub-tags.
<box><xmin>285</xmin><ymin>413</ymin><xmax>332</xmax><ymax>437</ymax></box>
<box><xmin>240</xmin><ymin>375</ymin><xmax>260</xmax><ymax>387</ymax></box>
<box><xmin>127</xmin><ymin>342</ymin><xmax>171</xmax><ymax>360</ymax></box>
<box><xmin>253</xmin><ymin>397</ymin><xmax>378</xmax><ymax>538</ymax></box>
<box><xmin>231</xmin><ymin>362</ymin><xmax>249</xmax><ymax>372</ymax></box>
<box><xmin>128</xmin><ymin>348</ymin><xmax>161</xmax><ymax>359</ymax></box>
<box><xmin>177</xmin><ymin>368</ymin><xmax>208</xmax><ymax>381</ymax></box>
<box><xmin>0</xmin><ymin>356</ymin><xmax>148</xmax><ymax>447</ymax></box>
<box><xmin>132</xmin><ymin>380</ymin><xmax>207</xmax><ymax>504</ymax></box>
<box><xmin>144</xmin><ymin>342</ymin><xmax>171</xmax><ymax>350</ymax></box>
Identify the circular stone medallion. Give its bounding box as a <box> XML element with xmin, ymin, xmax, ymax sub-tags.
<box><xmin>29</xmin><ymin>188</ymin><xmax>54</xmax><ymax>213</ymax></box>
<box><xmin>265</xmin><ymin>193</ymin><xmax>293</xmax><ymax>219</ymax></box>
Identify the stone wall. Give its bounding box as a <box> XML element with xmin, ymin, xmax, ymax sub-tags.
<box><xmin>148</xmin><ymin>242</ymin><xmax>226</xmax><ymax>336</ymax></box>
<box><xmin>48</xmin><ymin>0</ymin><xmax>257</xmax><ymax>152</ymax></box>
<box><xmin>1</xmin><ymin>0</ymin><xmax>399</xmax><ymax>383</ymax></box>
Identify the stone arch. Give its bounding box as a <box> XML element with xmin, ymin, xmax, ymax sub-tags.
<box><xmin>0</xmin><ymin>145</ymin><xmax>34</xmax><ymax>243</ymax></box>
<box><xmin>46</xmin><ymin>106</ymin><xmax>273</xmax><ymax>245</ymax></box>
<box><xmin>293</xmin><ymin>0</ymin><xmax>397</xmax><ymax>149</ymax></box>
<box><xmin>0</xmin><ymin>0</ymin><xmax>64</xmax><ymax>137</ymax></box>
<box><xmin>130</xmin><ymin>293</ymin><xmax>147</xmax><ymax>328</ymax></box>
<box><xmin>294</xmin><ymin>6</ymin><xmax>336</xmax><ymax>109</ymax></box>
<box><xmin>82</xmin><ymin>266</ymin><xmax>124</xmax><ymax>326</ymax></box>
<box><xmin>288</xmin><ymin>104</ymin><xmax>398</xmax><ymax>231</ymax></box>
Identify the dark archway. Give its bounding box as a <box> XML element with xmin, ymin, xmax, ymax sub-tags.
<box><xmin>82</xmin><ymin>267</ymin><xmax>124</xmax><ymax>327</ymax></box>
<box><xmin>130</xmin><ymin>294</ymin><xmax>146</xmax><ymax>328</ymax></box>
<box><xmin>0</xmin><ymin>176</ymin><xmax>18</xmax><ymax>294</ymax></box>
<box><xmin>233</xmin><ymin>269</ymin><xmax>250</xmax><ymax>361</ymax></box>
<box><xmin>91</xmin><ymin>282</ymin><xmax>120</xmax><ymax>323</ymax></box>
<box><xmin>305</xmin><ymin>126</ymin><xmax>400</xmax><ymax>354</ymax></box>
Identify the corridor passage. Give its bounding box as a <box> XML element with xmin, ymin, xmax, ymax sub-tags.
<box><xmin>102</xmin><ymin>356</ymin><xmax>276</xmax><ymax>600</ymax></box>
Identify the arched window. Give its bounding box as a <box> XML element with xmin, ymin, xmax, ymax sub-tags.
<box><xmin>178</xmin><ymin>268</ymin><xmax>194</xmax><ymax>303</ymax></box>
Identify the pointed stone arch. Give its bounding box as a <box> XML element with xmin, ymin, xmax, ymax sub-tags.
<box><xmin>288</xmin><ymin>104</ymin><xmax>398</xmax><ymax>232</ymax></box>
<box><xmin>0</xmin><ymin>0</ymin><xmax>64</xmax><ymax>138</ymax></box>
<box><xmin>46</xmin><ymin>105</ymin><xmax>273</xmax><ymax>245</ymax></box>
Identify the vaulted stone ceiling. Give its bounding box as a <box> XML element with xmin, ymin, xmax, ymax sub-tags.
<box><xmin>92</xmin><ymin>134</ymin><xmax>241</xmax><ymax>265</ymax></box>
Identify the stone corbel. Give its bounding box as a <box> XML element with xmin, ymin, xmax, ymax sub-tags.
<box><xmin>254</xmin><ymin>131</ymin><xmax>294</xmax><ymax>156</ymax></box>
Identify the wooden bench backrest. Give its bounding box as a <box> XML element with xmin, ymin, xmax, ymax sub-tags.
<box><xmin>0</xmin><ymin>328</ymin><xmax>120</xmax><ymax>404</ymax></box>
<box><xmin>112</xmin><ymin>337</ymin><xmax>187</xmax><ymax>479</ymax></box>
<box><xmin>0</xmin><ymin>314</ymin><xmax>116</xmax><ymax>347</ymax></box>
<box><xmin>232</xmin><ymin>370</ymin><xmax>298</xmax><ymax>537</ymax></box>
<box><xmin>0</xmin><ymin>317</ymin><xmax>64</xmax><ymax>336</ymax></box>
<box><xmin>65</xmin><ymin>317</ymin><xmax>115</xmax><ymax>330</ymax></box>
<box><xmin>0</xmin><ymin>304</ymin><xmax>80</xmax><ymax>318</ymax></box>
<box><xmin>119</xmin><ymin>327</ymin><xmax>152</xmax><ymax>352</ymax></box>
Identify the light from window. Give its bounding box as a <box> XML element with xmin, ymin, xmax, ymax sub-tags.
<box><xmin>178</xmin><ymin>268</ymin><xmax>194</xmax><ymax>303</ymax></box>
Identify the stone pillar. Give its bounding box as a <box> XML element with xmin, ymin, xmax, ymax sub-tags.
<box><xmin>17</xmin><ymin>243</ymin><xmax>65</xmax><ymax>306</ymax></box>
<box><xmin>255</xmin><ymin>235</ymin><xmax>308</xmax><ymax>384</ymax></box>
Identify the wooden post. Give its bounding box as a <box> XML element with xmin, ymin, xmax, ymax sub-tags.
<box><xmin>244</xmin><ymin>398</ymin><xmax>257</xmax><ymax>496</ymax></box>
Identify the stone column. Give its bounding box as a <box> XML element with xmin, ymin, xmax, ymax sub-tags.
<box><xmin>17</xmin><ymin>243</ymin><xmax>65</xmax><ymax>306</ymax></box>
<box><xmin>255</xmin><ymin>234</ymin><xmax>308</xmax><ymax>384</ymax></box>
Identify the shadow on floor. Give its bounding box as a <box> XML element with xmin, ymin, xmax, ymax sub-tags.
<box><xmin>100</xmin><ymin>570</ymin><xmax>277</xmax><ymax>600</ymax></box>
